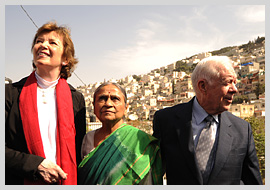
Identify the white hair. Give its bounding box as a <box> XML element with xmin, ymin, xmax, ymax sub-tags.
<box><xmin>191</xmin><ymin>56</ymin><xmax>236</xmax><ymax>94</ymax></box>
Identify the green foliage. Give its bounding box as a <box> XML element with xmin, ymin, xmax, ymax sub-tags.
<box><xmin>244</xmin><ymin>116</ymin><xmax>265</xmax><ymax>183</ymax></box>
<box><xmin>232</xmin><ymin>95</ymin><xmax>249</xmax><ymax>104</ymax></box>
<box><xmin>209</xmin><ymin>36</ymin><xmax>264</xmax><ymax>56</ymax></box>
<box><xmin>211</xmin><ymin>46</ymin><xmax>235</xmax><ymax>55</ymax></box>
<box><xmin>163</xmin><ymin>69</ymin><xmax>168</xmax><ymax>75</ymax></box>
<box><xmin>189</xmin><ymin>63</ymin><xmax>197</xmax><ymax>73</ymax></box>
<box><xmin>175</xmin><ymin>60</ymin><xmax>196</xmax><ymax>74</ymax></box>
<box><xmin>255</xmin><ymin>83</ymin><xmax>265</xmax><ymax>99</ymax></box>
<box><xmin>132</xmin><ymin>75</ymin><xmax>141</xmax><ymax>82</ymax></box>
<box><xmin>172</xmin><ymin>80</ymin><xmax>175</xmax><ymax>94</ymax></box>
<box><xmin>255</xmin><ymin>36</ymin><xmax>265</xmax><ymax>44</ymax></box>
<box><xmin>239</xmin><ymin>36</ymin><xmax>265</xmax><ymax>53</ymax></box>
<box><xmin>175</xmin><ymin>60</ymin><xmax>188</xmax><ymax>72</ymax></box>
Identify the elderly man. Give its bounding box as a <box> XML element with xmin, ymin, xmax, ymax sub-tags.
<box><xmin>153</xmin><ymin>56</ymin><xmax>262</xmax><ymax>185</ymax></box>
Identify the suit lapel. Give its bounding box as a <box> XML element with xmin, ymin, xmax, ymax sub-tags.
<box><xmin>208</xmin><ymin>112</ymin><xmax>233</xmax><ymax>183</ymax></box>
<box><xmin>174</xmin><ymin>98</ymin><xmax>203</xmax><ymax>184</ymax></box>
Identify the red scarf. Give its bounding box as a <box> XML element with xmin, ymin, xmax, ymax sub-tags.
<box><xmin>19</xmin><ymin>72</ymin><xmax>77</xmax><ymax>185</ymax></box>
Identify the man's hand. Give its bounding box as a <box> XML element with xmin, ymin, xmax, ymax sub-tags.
<box><xmin>37</xmin><ymin>159</ymin><xmax>67</xmax><ymax>184</ymax></box>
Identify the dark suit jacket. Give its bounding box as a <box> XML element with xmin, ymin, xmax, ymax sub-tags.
<box><xmin>5</xmin><ymin>76</ymin><xmax>86</xmax><ymax>185</ymax></box>
<box><xmin>153</xmin><ymin>97</ymin><xmax>262</xmax><ymax>185</ymax></box>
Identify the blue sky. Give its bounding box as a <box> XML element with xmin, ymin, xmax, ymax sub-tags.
<box><xmin>5</xmin><ymin>4</ymin><xmax>265</xmax><ymax>87</ymax></box>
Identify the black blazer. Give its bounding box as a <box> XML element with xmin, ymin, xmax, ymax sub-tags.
<box><xmin>5</xmin><ymin>76</ymin><xmax>86</xmax><ymax>185</ymax></box>
<box><xmin>153</xmin><ymin>97</ymin><xmax>262</xmax><ymax>185</ymax></box>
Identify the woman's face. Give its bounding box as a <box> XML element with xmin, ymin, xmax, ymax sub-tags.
<box><xmin>32</xmin><ymin>31</ymin><xmax>67</xmax><ymax>74</ymax></box>
<box><xmin>94</xmin><ymin>84</ymin><xmax>127</xmax><ymax>124</ymax></box>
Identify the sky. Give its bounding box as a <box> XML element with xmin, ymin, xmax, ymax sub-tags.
<box><xmin>4</xmin><ymin>3</ymin><xmax>266</xmax><ymax>88</ymax></box>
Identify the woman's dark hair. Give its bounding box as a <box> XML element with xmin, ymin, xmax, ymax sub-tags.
<box><xmin>93</xmin><ymin>82</ymin><xmax>127</xmax><ymax>105</ymax></box>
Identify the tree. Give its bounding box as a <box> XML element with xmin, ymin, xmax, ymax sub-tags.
<box><xmin>132</xmin><ymin>75</ymin><xmax>141</xmax><ymax>82</ymax></box>
<box><xmin>172</xmin><ymin>80</ymin><xmax>175</xmax><ymax>94</ymax></box>
<box><xmin>255</xmin><ymin>83</ymin><xmax>265</xmax><ymax>99</ymax></box>
<box><xmin>232</xmin><ymin>95</ymin><xmax>249</xmax><ymax>104</ymax></box>
<box><xmin>244</xmin><ymin>116</ymin><xmax>265</xmax><ymax>184</ymax></box>
<box><xmin>211</xmin><ymin>46</ymin><xmax>235</xmax><ymax>55</ymax></box>
<box><xmin>175</xmin><ymin>60</ymin><xmax>188</xmax><ymax>72</ymax></box>
<box><xmin>255</xmin><ymin>36</ymin><xmax>265</xmax><ymax>44</ymax></box>
<box><xmin>189</xmin><ymin>63</ymin><xmax>197</xmax><ymax>73</ymax></box>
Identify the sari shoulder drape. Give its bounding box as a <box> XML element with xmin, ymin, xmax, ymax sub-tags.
<box><xmin>78</xmin><ymin>124</ymin><xmax>162</xmax><ymax>185</ymax></box>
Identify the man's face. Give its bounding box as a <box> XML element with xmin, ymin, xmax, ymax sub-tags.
<box><xmin>202</xmin><ymin>68</ymin><xmax>238</xmax><ymax>115</ymax></box>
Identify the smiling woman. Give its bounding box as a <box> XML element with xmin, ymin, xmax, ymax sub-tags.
<box><xmin>5</xmin><ymin>22</ymin><xmax>86</xmax><ymax>185</ymax></box>
<box><xmin>32</xmin><ymin>31</ymin><xmax>66</xmax><ymax>80</ymax></box>
<box><xmin>78</xmin><ymin>82</ymin><xmax>163</xmax><ymax>185</ymax></box>
<box><xmin>31</xmin><ymin>22</ymin><xmax>78</xmax><ymax>80</ymax></box>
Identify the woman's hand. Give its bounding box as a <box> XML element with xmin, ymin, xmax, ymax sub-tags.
<box><xmin>37</xmin><ymin>159</ymin><xmax>67</xmax><ymax>184</ymax></box>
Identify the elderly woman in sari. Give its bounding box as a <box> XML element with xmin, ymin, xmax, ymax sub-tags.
<box><xmin>78</xmin><ymin>82</ymin><xmax>163</xmax><ymax>185</ymax></box>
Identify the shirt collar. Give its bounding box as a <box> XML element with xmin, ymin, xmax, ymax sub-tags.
<box><xmin>193</xmin><ymin>97</ymin><xmax>219</xmax><ymax>124</ymax></box>
<box><xmin>35</xmin><ymin>71</ymin><xmax>60</xmax><ymax>89</ymax></box>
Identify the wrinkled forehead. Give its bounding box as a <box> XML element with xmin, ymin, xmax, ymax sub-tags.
<box><xmin>97</xmin><ymin>88</ymin><xmax>118</xmax><ymax>96</ymax></box>
<box><xmin>221</xmin><ymin>67</ymin><xmax>237</xmax><ymax>77</ymax></box>
<box><xmin>96</xmin><ymin>85</ymin><xmax>123</xmax><ymax>96</ymax></box>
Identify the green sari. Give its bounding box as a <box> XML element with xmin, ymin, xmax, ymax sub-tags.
<box><xmin>78</xmin><ymin>124</ymin><xmax>163</xmax><ymax>185</ymax></box>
